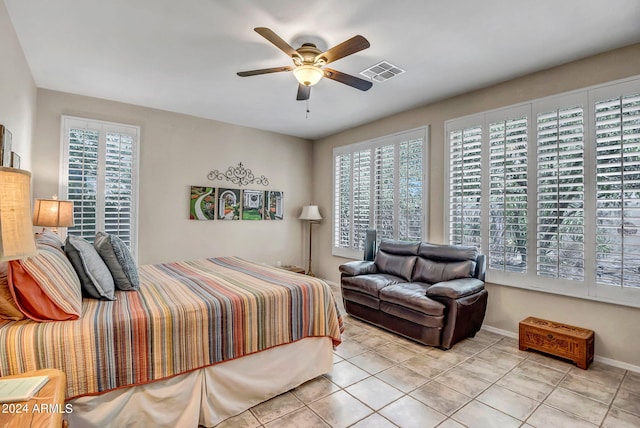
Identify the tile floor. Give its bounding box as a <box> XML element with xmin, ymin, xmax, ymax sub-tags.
<box><xmin>217</xmin><ymin>285</ymin><xmax>640</xmax><ymax>428</ymax></box>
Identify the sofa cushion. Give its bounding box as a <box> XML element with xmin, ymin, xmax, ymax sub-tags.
<box><xmin>341</xmin><ymin>274</ymin><xmax>401</xmax><ymax>297</ymax></box>
<box><xmin>418</xmin><ymin>243</ymin><xmax>478</xmax><ymax>262</ymax></box>
<box><xmin>374</xmin><ymin>252</ymin><xmax>417</xmax><ymax>281</ymax></box>
<box><xmin>378</xmin><ymin>239</ymin><xmax>421</xmax><ymax>255</ymax></box>
<box><xmin>380</xmin><ymin>302</ymin><xmax>445</xmax><ymax>328</ymax></box>
<box><xmin>379</xmin><ymin>283</ymin><xmax>445</xmax><ymax>317</ymax></box>
<box><xmin>339</xmin><ymin>260</ymin><xmax>377</xmax><ymax>276</ymax></box>
<box><xmin>342</xmin><ymin>288</ymin><xmax>381</xmax><ymax>310</ymax></box>
<box><xmin>426</xmin><ymin>278</ymin><xmax>485</xmax><ymax>299</ymax></box>
<box><xmin>412</xmin><ymin>258</ymin><xmax>476</xmax><ymax>284</ymax></box>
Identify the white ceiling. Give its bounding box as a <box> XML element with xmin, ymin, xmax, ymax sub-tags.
<box><xmin>5</xmin><ymin>0</ymin><xmax>640</xmax><ymax>140</ymax></box>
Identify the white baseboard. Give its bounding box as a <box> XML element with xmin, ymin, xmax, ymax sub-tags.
<box><xmin>481</xmin><ymin>325</ymin><xmax>640</xmax><ymax>374</ymax></box>
<box><xmin>481</xmin><ymin>324</ymin><xmax>517</xmax><ymax>339</ymax></box>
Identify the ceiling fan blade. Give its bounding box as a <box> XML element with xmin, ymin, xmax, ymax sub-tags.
<box><xmin>237</xmin><ymin>66</ymin><xmax>293</xmax><ymax>77</ymax></box>
<box><xmin>296</xmin><ymin>84</ymin><xmax>311</xmax><ymax>101</ymax></box>
<box><xmin>323</xmin><ymin>68</ymin><xmax>373</xmax><ymax>91</ymax></box>
<box><xmin>316</xmin><ymin>35</ymin><xmax>370</xmax><ymax>64</ymax></box>
<box><xmin>254</xmin><ymin>27</ymin><xmax>300</xmax><ymax>59</ymax></box>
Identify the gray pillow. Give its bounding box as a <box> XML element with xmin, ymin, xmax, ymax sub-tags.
<box><xmin>65</xmin><ymin>234</ymin><xmax>116</xmax><ymax>300</ymax></box>
<box><xmin>94</xmin><ymin>232</ymin><xmax>139</xmax><ymax>291</ymax></box>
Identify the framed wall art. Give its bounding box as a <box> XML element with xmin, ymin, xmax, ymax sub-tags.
<box><xmin>0</xmin><ymin>125</ymin><xmax>12</xmax><ymax>167</ymax></box>
<box><xmin>264</xmin><ymin>191</ymin><xmax>284</xmax><ymax>220</ymax></box>
<box><xmin>189</xmin><ymin>186</ymin><xmax>216</xmax><ymax>220</ymax></box>
<box><xmin>218</xmin><ymin>188</ymin><xmax>240</xmax><ymax>220</ymax></box>
<box><xmin>242</xmin><ymin>189</ymin><xmax>264</xmax><ymax>220</ymax></box>
<box><xmin>10</xmin><ymin>152</ymin><xmax>20</xmax><ymax>169</ymax></box>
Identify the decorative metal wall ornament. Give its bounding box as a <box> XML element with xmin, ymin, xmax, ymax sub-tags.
<box><xmin>207</xmin><ymin>162</ymin><xmax>269</xmax><ymax>187</ymax></box>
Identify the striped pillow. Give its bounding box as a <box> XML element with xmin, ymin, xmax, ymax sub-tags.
<box><xmin>34</xmin><ymin>230</ymin><xmax>65</xmax><ymax>252</ymax></box>
<box><xmin>8</xmin><ymin>244</ymin><xmax>82</xmax><ymax>321</ymax></box>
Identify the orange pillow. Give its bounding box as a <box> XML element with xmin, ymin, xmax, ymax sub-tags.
<box><xmin>0</xmin><ymin>264</ymin><xmax>25</xmax><ymax>320</ymax></box>
<box><xmin>8</xmin><ymin>245</ymin><xmax>82</xmax><ymax>322</ymax></box>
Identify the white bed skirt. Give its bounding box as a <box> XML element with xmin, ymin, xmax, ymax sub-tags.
<box><xmin>67</xmin><ymin>337</ymin><xmax>334</xmax><ymax>427</ymax></box>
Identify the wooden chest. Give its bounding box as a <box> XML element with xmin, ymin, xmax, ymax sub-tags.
<box><xmin>519</xmin><ymin>317</ymin><xmax>594</xmax><ymax>369</ymax></box>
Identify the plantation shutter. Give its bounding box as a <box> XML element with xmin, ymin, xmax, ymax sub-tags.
<box><xmin>448</xmin><ymin>126</ymin><xmax>483</xmax><ymax>247</ymax></box>
<box><xmin>61</xmin><ymin>117</ymin><xmax>139</xmax><ymax>252</ymax></box>
<box><xmin>488</xmin><ymin>116</ymin><xmax>528</xmax><ymax>272</ymax></box>
<box><xmin>334</xmin><ymin>153</ymin><xmax>351</xmax><ymax>249</ymax></box>
<box><xmin>104</xmin><ymin>132</ymin><xmax>135</xmax><ymax>246</ymax></box>
<box><xmin>333</xmin><ymin>127</ymin><xmax>427</xmax><ymax>258</ymax></box>
<box><xmin>66</xmin><ymin>127</ymin><xmax>100</xmax><ymax>241</ymax></box>
<box><xmin>374</xmin><ymin>145</ymin><xmax>394</xmax><ymax>241</ymax></box>
<box><xmin>398</xmin><ymin>138</ymin><xmax>423</xmax><ymax>241</ymax></box>
<box><xmin>535</xmin><ymin>105</ymin><xmax>585</xmax><ymax>280</ymax></box>
<box><xmin>352</xmin><ymin>149</ymin><xmax>371</xmax><ymax>250</ymax></box>
<box><xmin>595</xmin><ymin>92</ymin><xmax>640</xmax><ymax>288</ymax></box>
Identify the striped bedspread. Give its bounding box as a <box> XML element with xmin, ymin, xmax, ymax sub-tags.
<box><xmin>0</xmin><ymin>257</ymin><xmax>343</xmax><ymax>399</ymax></box>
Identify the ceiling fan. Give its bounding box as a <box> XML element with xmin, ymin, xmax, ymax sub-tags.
<box><xmin>237</xmin><ymin>27</ymin><xmax>373</xmax><ymax>101</ymax></box>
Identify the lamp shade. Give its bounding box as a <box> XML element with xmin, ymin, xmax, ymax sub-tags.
<box><xmin>299</xmin><ymin>205</ymin><xmax>322</xmax><ymax>221</ymax></box>
<box><xmin>33</xmin><ymin>199</ymin><xmax>75</xmax><ymax>228</ymax></box>
<box><xmin>0</xmin><ymin>167</ymin><xmax>37</xmax><ymax>261</ymax></box>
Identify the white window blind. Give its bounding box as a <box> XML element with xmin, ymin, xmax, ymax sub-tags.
<box><xmin>535</xmin><ymin>105</ymin><xmax>585</xmax><ymax>281</ymax></box>
<box><xmin>374</xmin><ymin>145</ymin><xmax>395</xmax><ymax>241</ymax></box>
<box><xmin>445</xmin><ymin>75</ymin><xmax>640</xmax><ymax>308</ymax></box>
<box><xmin>66</xmin><ymin>127</ymin><xmax>99</xmax><ymax>241</ymax></box>
<box><xmin>333</xmin><ymin>127</ymin><xmax>428</xmax><ymax>259</ymax></box>
<box><xmin>334</xmin><ymin>153</ymin><xmax>351</xmax><ymax>249</ymax></box>
<box><xmin>488</xmin><ymin>116</ymin><xmax>528</xmax><ymax>273</ymax></box>
<box><xmin>595</xmin><ymin>92</ymin><xmax>640</xmax><ymax>289</ymax></box>
<box><xmin>398</xmin><ymin>139</ymin><xmax>424</xmax><ymax>241</ymax></box>
<box><xmin>353</xmin><ymin>149</ymin><xmax>371</xmax><ymax>250</ymax></box>
<box><xmin>104</xmin><ymin>132</ymin><xmax>135</xmax><ymax>244</ymax></box>
<box><xmin>61</xmin><ymin>116</ymin><xmax>139</xmax><ymax>253</ymax></box>
<box><xmin>448</xmin><ymin>126</ymin><xmax>482</xmax><ymax>247</ymax></box>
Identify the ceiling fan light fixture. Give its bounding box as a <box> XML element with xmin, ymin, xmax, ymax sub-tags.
<box><xmin>293</xmin><ymin>64</ymin><xmax>324</xmax><ymax>87</ymax></box>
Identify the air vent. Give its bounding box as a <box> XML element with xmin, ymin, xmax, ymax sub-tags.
<box><xmin>360</xmin><ymin>61</ymin><xmax>405</xmax><ymax>82</ymax></box>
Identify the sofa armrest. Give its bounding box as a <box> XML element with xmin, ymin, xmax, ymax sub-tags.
<box><xmin>339</xmin><ymin>261</ymin><xmax>378</xmax><ymax>276</ymax></box>
<box><xmin>426</xmin><ymin>278</ymin><xmax>484</xmax><ymax>299</ymax></box>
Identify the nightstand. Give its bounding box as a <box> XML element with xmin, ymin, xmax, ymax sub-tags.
<box><xmin>0</xmin><ymin>368</ymin><xmax>67</xmax><ymax>428</ymax></box>
<box><xmin>279</xmin><ymin>265</ymin><xmax>306</xmax><ymax>274</ymax></box>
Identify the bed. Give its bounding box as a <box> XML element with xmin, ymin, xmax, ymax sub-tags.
<box><xmin>0</xmin><ymin>256</ymin><xmax>343</xmax><ymax>427</ymax></box>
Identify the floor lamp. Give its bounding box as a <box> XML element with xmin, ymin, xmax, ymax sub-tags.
<box><xmin>299</xmin><ymin>205</ymin><xmax>322</xmax><ymax>276</ymax></box>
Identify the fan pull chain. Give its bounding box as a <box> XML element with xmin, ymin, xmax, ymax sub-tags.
<box><xmin>306</xmin><ymin>99</ymin><xmax>310</xmax><ymax>119</ymax></box>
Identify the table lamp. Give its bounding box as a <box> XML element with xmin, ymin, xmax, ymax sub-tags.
<box><xmin>32</xmin><ymin>196</ymin><xmax>74</xmax><ymax>235</ymax></box>
<box><xmin>0</xmin><ymin>167</ymin><xmax>37</xmax><ymax>261</ymax></box>
<box><xmin>299</xmin><ymin>205</ymin><xmax>322</xmax><ymax>276</ymax></box>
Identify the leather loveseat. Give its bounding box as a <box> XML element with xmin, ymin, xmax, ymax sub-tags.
<box><xmin>339</xmin><ymin>239</ymin><xmax>488</xmax><ymax>349</ymax></box>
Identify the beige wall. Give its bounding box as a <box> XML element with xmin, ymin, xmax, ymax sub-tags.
<box><xmin>0</xmin><ymin>1</ymin><xmax>36</xmax><ymax>169</ymax></box>
<box><xmin>313</xmin><ymin>43</ymin><xmax>640</xmax><ymax>367</ymax></box>
<box><xmin>33</xmin><ymin>89</ymin><xmax>313</xmax><ymax>266</ymax></box>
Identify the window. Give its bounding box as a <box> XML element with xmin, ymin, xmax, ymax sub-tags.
<box><xmin>60</xmin><ymin>116</ymin><xmax>139</xmax><ymax>255</ymax></box>
<box><xmin>445</xmin><ymin>76</ymin><xmax>640</xmax><ymax>307</ymax></box>
<box><xmin>333</xmin><ymin>128</ymin><xmax>427</xmax><ymax>259</ymax></box>
<box><xmin>593</xmin><ymin>83</ymin><xmax>640</xmax><ymax>303</ymax></box>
